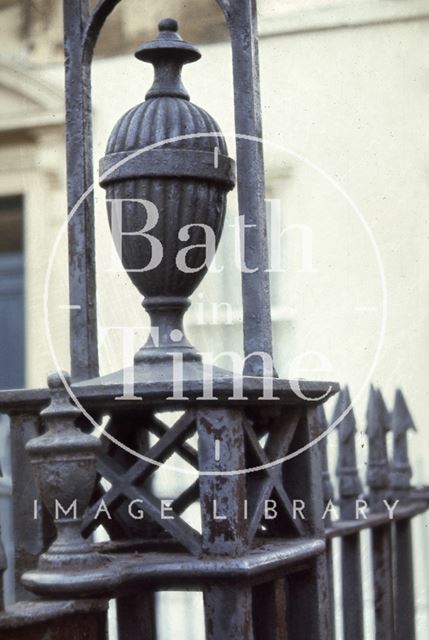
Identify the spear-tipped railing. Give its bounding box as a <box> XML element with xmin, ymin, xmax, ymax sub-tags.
<box><xmin>323</xmin><ymin>385</ymin><xmax>427</xmax><ymax>640</ymax></box>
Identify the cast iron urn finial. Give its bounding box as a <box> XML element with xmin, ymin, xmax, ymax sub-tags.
<box><xmin>26</xmin><ymin>372</ymin><xmax>103</xmax><ymax>570</ymax></box>
<box><xmin>100</xmin><ymin>19</ymin><xmax>235</xmax><ymax>367</ymax></box>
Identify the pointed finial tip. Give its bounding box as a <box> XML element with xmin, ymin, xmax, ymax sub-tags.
<box><xmin>159</xmin><ymin>18</ymin><xmax>178</xmax><ymax>32</ymax></box>
<box><xmin>392</xmin><ymin>388</ymin><xmax>416</xmax><ymax>432</ymax></box>
<box><xmin>47</xmin><ymin>371</ymin><xmax>70</xmax><ymax>390</ymax></box>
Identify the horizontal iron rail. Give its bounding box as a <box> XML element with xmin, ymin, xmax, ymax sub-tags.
<box><xmin>326</xmin><ymin>500</ymin><xmax>429</xmax><ymax>539</ymax></box>
<box><xmin>21</xmin><ymin>539</ymin><xmax>326</xmax><ymax>598</ymax></box>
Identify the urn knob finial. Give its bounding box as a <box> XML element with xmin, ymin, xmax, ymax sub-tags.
<box><xmin>135</xmin><ymin>18</ymin><xmax>201</xmax><ymax>100</ymax></box>
<box><xmin>159</xmin><ymin>18</ymin><xmax>178</xmax><ymax>31</ymax></box>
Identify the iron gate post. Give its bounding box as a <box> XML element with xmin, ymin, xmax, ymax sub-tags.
<box><xmin>0</xmin><ymin>3</ymin><xmax>340</xmax><ymax>640</ymax></box>
<box><xmin>1</xmin><ymin>4</ymin><xmax>429</xmax><ymax>640</ymax></box>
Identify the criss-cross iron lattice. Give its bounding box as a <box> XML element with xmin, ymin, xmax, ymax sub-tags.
<box><xmin>84</xmin><ymin>411</ymin><xmax>201</xmax><ymax>554</ymax></box>
<box><xmin>0</xmin><ymin>1</ymin><xmax>428</xmax><ymax>640</ymax></box>
<box><xmin>82</xmin><ymin>408</ymin><xmax>307</xmax><ymax>555</ymax></box>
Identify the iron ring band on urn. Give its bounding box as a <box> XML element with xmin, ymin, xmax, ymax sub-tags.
<box><xmin>99</xmin><ymin>148</ymin><xmax>236</xmax><ymax>189</ymax></box>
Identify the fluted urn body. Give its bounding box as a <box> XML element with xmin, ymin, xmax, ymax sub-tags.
<box><xmin>100</xmin><ymin>19</ymin><xmax>235</xmax><ymax>363</ymax></box>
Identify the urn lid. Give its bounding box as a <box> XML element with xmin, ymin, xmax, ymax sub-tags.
<box><xmin>135</xmin><ymin>18</ymin><xmax>201</xmax><ymax>67</ymax></box>
<box><xmin>99</xmin><ymin>19</ymin><xmax>235</xmax><ymax>191</ymax></box>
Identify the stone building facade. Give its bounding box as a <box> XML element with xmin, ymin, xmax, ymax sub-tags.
<box><xmin>0</xmin><ymin>0</ymin><xmax>429</xmax><ymax>635</ymax></box>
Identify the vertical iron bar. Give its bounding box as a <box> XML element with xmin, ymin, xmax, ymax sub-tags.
<box><xmin>334</xmin><ymin>388</ymin><xmax>364</xmax><ymax>640</ymax></box>
<box><xmin>221</xmin><ymin>0</ymin><xmax>274</xmax><ymax>375</ymax></box>
<box><xmin>204</xmin><ymin>585</ymin><xmax>254</xmax><ymax>640</ymax></box>
<box><xmin>286</xmin><ymin>555</ymin><xmax>330</xmax><ymax>640</ymax></box>
<box><xmin>393</xmin><ymin>520</ymin><xmax>414</xmax><ymax>640</ymax></box>
<box><xmin>252</xmin><ymin>579</ymin><xmax>288</xmax><ymax>640</ymax></box>
<box><xmin>106</xmin><ymin>414</ymin><xmax>157</xmax><ymax>640</ymax></box>
<box><xmin>317</xmin><ymin>405</ymin><xmax>336</xmax><ymax>639</ymax></box>
<box><xmin>284</xmin><ymin>407</ymin><xmax>331</xmax><ymax>640</ymax></box>
<box><xmin>370</xmin><ymin>528</ymin><xmax>394</xmax><ymax>640</ymax></box>
<box><xmin>0</xmin><ymin>455</ymin><xmax>5</xmax><ymax>611</ymax></box>
<box><xmin>0</xmin><ymin>524</ymin><xmax>4</xmax><ymax>612</ymax></box>
<box><xmin>366</xmin><ymin>387</ymin><xmax>394</xmax><ymax>640</ymax></box>
<box><xmin>63</xmin><ymin>0</ymin><xmax>99</xmax><ymax>381</ymax></box>
<box><xmin>390</xmin><ymin>389</ymin><xmax>416</xmax><ymax>640</ymax></box>
<box><xmin>116</xmin><ymin>593</ymin><xmax>155</xmax><ymax>640</ymax></box>
<box><xmin>197</xmin><ymin>408</ymin><xmax>254</xmax><ymax>640</ymax></box>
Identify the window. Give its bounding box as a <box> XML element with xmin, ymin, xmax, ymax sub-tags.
<box><xmin>0</xmin><ymin>195</ymin><xmax>23</xmax><ymax>254</ymax></box>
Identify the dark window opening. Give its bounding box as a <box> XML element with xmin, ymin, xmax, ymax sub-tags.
<box><xmin>0</xmin><ymin>195</ymin><xmax>23</xmax><ymax>254</ymax></box>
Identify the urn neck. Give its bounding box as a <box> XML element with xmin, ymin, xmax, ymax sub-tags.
<box><xmin>146</xmin><ymin>60</ymin><xmax>189</xmax><ymax>100</ymax></box>
<box><xmin>135</xmin><ymin>296</ymin><xmax>201</xmax><ymax>364</ymax></box>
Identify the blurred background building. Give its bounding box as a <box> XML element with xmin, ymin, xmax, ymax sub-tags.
<box><xmin>0</xmin><ymin>0</ymin><xmax>429</xmax><ymax>637</ymax></box>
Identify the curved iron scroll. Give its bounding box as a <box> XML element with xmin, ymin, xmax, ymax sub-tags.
<box><xmin>82</xmin><ymin>0</ymin><xmax>123</xmax><ymax>65</ymax></box>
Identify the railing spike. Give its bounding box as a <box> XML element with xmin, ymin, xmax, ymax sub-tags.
<box><xmin>378</xmin><ymin>387</ymin><xmax>391</xmax><ymax>432</ymax></box>
<box><xmin>392</xmin><ymin>388</ymin><xmax>416</xmax><ymax>434</ymax></box>
<box><xmin>391</xmin><ymin>389</ymin><xmax>415</xmax><ymax>492</ymax></box>
<box><xmin>334</xmin><ymin>386</ymin><xmax>357</xmax><ymax>444</ymax></box>
<box><xmin>334</xmin><ymin>387</ymin><xmax>363</xmax><ymax>512</ymax></box>
<box><xmin>366</xmin><ymin>385</ymin><xmax>390</xmax><ymax>437</ymax></box>
<box><xmin>366</xmin><ymin>386</ymin><xmax>390</xmax><ymax>509</ymax></box>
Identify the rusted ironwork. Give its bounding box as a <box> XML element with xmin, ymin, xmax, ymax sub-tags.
<box><xmin>26</xmin><ymin>372</ymin><xmax>103</xmax><ymax>573</ymax></box>
<box><xmin>391</xmin><ymin>389</ymin><xmax>416</xmax><ymax>640</ymax></box>
<box><xmin>63</xmin><ymin>0</ymin><xmax>99</xmax><ymax>381</ymax></box>
<box><xmin>2</xmin><ymin>18</ymin><xmax>337</xmax><ymax>640</ymax></box>
<box><xmin>215</xmin><ymin>0</ymin><xmax>275</xmax><ymax>375</ymax></box>
<box><xmin>335</xmin><ymin>387</ymin><xmax>364</xmax><ymax>640</ymax></box>
<box><xmin>0</xmin><ymin>1</ymin><xmax>428</xmax><ymax>639</ymax></box>
<box><xmin>317</xmin><ymin>404</ymin><xmax>336</xmax><ymax>639</ymax></box>
<box><xmin>69</xmin><ymin>0</ymin><xmax>274</xmax><ymax>379</ymax></box>
<box><xmin>9</xmin><ymin>411</ymin><xmax>51</xmax><ymax>602</ymax></box>
<box><xmin>366</xmin><ymin>386</ymin><xmax>394</xmax><ymax>640</ymax></box>
<box><xmin>0</xmin><ymin>598</ymin><xmax>108</xmax><ymax>640</ymax></box>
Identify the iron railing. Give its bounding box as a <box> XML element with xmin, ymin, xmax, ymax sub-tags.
<box><xmin>321</xmin><ymin>386</ymin><xmax>428</xmax><ymax>640</ymax></box>
<box><xmin>0</xmin><ymin>384</ymin><xmax>427</xmax><ymax>638</ymax></box>
<box><xmin>0</xmin><ymin>2</ymin><xmax>427</xmax><ymax>639</ymax></box>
